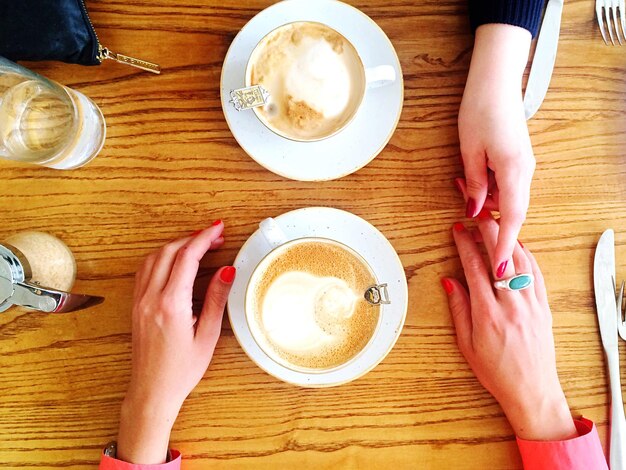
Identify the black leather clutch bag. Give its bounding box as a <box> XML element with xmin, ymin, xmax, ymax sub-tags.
<box><xmin>0</xmin><ymin>0</ymin><xmax>160</xmax><ymax>73</ymax></box>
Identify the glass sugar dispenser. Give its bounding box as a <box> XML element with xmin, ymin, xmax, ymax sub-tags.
<box><xmin>0</xmin><ymin>231</ymin><xmax>103</xmax><ymax>313</ymax></box>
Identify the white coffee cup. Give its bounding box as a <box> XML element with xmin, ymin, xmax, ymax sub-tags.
<box><xmin>239</xmin><ymin>21</ymin><xmax>396</xmax><ymax>142</ymax></box>
<box><xmin>245</xmin><ymin>218</ymin><xmax>390</xmax><ymax>374</ymax></box>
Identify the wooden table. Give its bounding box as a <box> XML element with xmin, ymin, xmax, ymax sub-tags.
<box><xmin>1</xmin><ymin>1</ymin><xmax>625</xmax><ymax>468</ymax></box>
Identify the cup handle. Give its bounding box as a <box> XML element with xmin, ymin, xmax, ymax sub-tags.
<box><xmin>365</xmin><ymin>65</ymin><xmax>396</xmax><ymax>89</ymax></box>
<box><xmin>258</xmin><ymin>218</ymin><xmax>288</xmax><ymax>250</ymax></box>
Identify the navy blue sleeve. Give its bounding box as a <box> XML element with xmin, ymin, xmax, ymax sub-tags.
<box><xmin>469</xmin><ymin>0</ymin><xmax>546</xmax><ymax>38</ymax></box>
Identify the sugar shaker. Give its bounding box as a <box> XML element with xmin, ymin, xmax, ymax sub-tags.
<box><xmin>0</xmin><ymin>231</ymin><xmax>104</xmax><ymax>313</ymax></box>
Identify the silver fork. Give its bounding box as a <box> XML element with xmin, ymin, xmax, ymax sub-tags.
<box><xmin>596</xmin><ymin>0</ymin><xmax>626</xmax><ymax>45</ymax></box>
<box><xmin>617</xmin><ymin>280</ymin><xmax>626</xmax><ymax>341</ymax></box>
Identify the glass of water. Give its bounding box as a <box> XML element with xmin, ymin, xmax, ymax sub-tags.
<box><xmin>0</xmin><ymin>57</ymin><xmax>106</xmax><ymax>169</ymax></box>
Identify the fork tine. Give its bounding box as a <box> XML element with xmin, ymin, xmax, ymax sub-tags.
<box><xmin>597</xmin><ymin>1</ymin><xmax>609</xmax><ymax>44</ymax></box>
<box><xmin>617</xmin><ymin>281</ymin><xmax>625</xmax><ymax>330</ymax></box>
<box><xmin>619</xmin><ymin>0</ymin><xmax>626</xmax><ymax>39</ymax></box>
<box><xmin>611</xmin><ymin>4</ymin><xmax>623</xmax><ymax>44</ymax></box>
<box><xmin>606</xmin><ymin>5</ymin><xmax>616</xmax><ymax>45</ymax></box>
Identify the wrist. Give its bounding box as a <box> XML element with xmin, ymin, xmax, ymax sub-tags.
<box><xmin>469</xmin><ymin>24</ymin><xmax>532</xmax><ymax>88</ymax></box>
<box><xmin>116</xmin><ymin>394</ymin><xmax>180</xmax><ymax>464</ymax></box>
<box><xmin>122</xmin><ymin>388</ymin><xmax>183</xmax><ymax>424</ymax></box>
<box><xmin>503</xmin><ymin>392</ymin><xmax>578</xmax><ymax>441</ymax></box>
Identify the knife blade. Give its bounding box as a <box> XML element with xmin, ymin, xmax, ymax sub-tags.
<box><xmin>595</xmin><ymin>229</ymin><xmax>617</xmax><ymax>347</ymax></box>
<box><xmin>523</xmin><ymin>0</ymin><xmax>564</xmax><ymax>120</ymax></box>
<box><xmin>594</xmin><ymin>229</ymin><xmax>626</xmax><ymax>470</ymax></box>
<box><xmin>52</xmin><ymin>290</ymin><xmax>105</xmax><ymax>313</ymax></box>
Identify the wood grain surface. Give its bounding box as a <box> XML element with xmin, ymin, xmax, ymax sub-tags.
<box><xmin>1</xmin><ymin>0</ymin><xmax>625</xmax><ymax>468</ymax></box>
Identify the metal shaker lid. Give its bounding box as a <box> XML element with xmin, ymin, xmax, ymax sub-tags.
<box><xmin>0</xmin><ymin>244</ymin><xmax>28</xmax><ymax>312</ymax></box>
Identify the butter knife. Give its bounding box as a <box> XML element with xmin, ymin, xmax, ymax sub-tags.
<box><xmin>594</xmin><ymin>229</ymin><xmax>626</xmax><ymax>470</ymax></box>
<box><xmin>523</xmin><ymin>0</ymin><xmax>564</xmax><ymax>119</ymax></box>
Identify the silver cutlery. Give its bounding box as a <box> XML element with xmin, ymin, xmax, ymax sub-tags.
<box><xmin>594</xmin><ymin>229</ymin><xmax>626</xmax><ymax>470</ymax></box>
<box><xmin>523</xmin><ymin>0</ymin><xmax>564</xmax><ymax>119</ymax></box>
<box><xmin>596</xmin><ymin>0</ymin><xmax>626</xmax><ymax>45</ymax></box>
<box><xmin>617</xmin><ymin>281</ymin><xmax>626</xmax><ymax>342</ymax></box>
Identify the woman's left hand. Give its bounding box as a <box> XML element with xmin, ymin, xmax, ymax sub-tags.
<box><xmin>441</xmin><ymin>214</ymin><xmax>577</xmax><ymax>441</ymax></box>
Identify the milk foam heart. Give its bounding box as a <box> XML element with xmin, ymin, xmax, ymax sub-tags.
<box><xmin>247</xmin><ymin>239</ymin><xmax>380</xmax><ymax>371</ymax></box>
<box><xmin>261</xmin><ymin>272</ymin><xmax>357</xmax><ymax>352</ymax></box>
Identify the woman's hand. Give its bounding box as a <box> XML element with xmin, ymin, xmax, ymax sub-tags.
<box><xmin>441</xmin><ymin>213</ymin><xmax>577</xmax><ymax>441</ymax></box>
<box><xmin>458</xmin><ymin>23</ymin><xmax>536</xmax><ymax>277</ymax></box>
<box><xmin>117</xmin><ymin>220</ymin><xmax>236</xmax><ymax>464</ymax></box>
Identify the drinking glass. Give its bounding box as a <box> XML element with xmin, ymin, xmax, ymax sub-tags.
<box><xmin>0</xmin><ymin>57</ymin><xmax>106</xmax><ymax>169</ymax></box>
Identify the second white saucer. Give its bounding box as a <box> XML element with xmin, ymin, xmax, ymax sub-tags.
<box><xmin>227</xmin><ymin>207</ymin><xmax>408</xmax><ymax>387</ymax></box>
<box><xmin>220</xmin><ymin>0</ymin><xmax>404</xmax><ymax>181</ymax></box>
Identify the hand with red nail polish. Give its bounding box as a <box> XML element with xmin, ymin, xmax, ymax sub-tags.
<box><xmin>116</xmin><ymin>221</ymin><xmax>235</xmax><ymax>465</ymax></box>
<box><xmin>458</xmin><ymin>24</ymin><xmax>536</xmax><ymax>270</ymax></box>
<box><xmin>441</xmin><ymin>221</ymin><xmax>578</xmax><ymax>443</ymax></box>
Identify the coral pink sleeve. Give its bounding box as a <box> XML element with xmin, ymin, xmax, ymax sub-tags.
<box><xmin>516</xmin><ymin>418</ymin><xmax>608</xmax><ymax>470</ymax></box>
<box><xmin>98</xmin><ymin>450</ymin><xmax>181</xmax><ymax>470</ymax></box>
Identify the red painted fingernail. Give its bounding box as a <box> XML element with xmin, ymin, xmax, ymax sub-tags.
<box><xmin>465</xmin><ymin>198</ymin><xmax>477</xmax><ymax>218</ymax></box>
<box><xmin>220</xmin><ymin>266</ymin><xmax>236</xmax><ymax>283</ymax></box>
<box><xmin>453</xmin><ymin>178</ymin><xmax>464</xmax><ymax>194</ymax></box>
<box><xmin>477</xmin><ymin>209</ymin><xmax>491</xmax><ymax>220</ymax></box>
<box><xmin>191</xmin><ymin>229</ymin><xmax>203</xmax><ymax>236</ymax></box>
<box><xmin>453</xmin><ymin>222</ymin><xmax>465</xmax><ymax>232</ymax></box>
<box><xmin>518</xmin><ymin>240</ymin><xmax>524</xmax><ymax>249</ymax></box>
<box><xmin>212</xmin><ymin>219</ymin><xmax>222</xmax><ymax>226</ymax></box>
<box><xmin>441</xmin><ymin>278</ymin><xmax>454</xmax><ymax>295</ymax></box>
<box><xmin>496</xmin><ymin>261</ymin><xmax>508</xmax><ymax>278</ymax></box>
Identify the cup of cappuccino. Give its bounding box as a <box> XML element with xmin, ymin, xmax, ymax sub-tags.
<box><xmin>241</xmin><ymin>21</ymin><xmax>397</xmax><ymax>142</ymax></box>
<box><xmin>245</xmin><ymin>218</ymin><xmax>390</xmax><ymax>374</ymax></box>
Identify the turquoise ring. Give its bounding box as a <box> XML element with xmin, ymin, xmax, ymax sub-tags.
<box><xmin>494</xmin><ymin>273</ymin><xmax>534</xmax><ymax>291</ymax></box>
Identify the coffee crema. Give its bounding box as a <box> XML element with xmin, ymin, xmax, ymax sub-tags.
<box><xmin>247</xmin><ymin>240</ymin><xmax>380</xmax><ymax>371</ymax></box>
<box><xmin>247</xmin><ymin>22</ymin><xmax>366</xmax><ymax>141</ymax></box>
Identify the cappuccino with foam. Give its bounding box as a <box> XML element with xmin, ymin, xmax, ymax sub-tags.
<box><xmin>246</xmin><ymin>239</ymin><xmax>380</xmax><ymax>371</ymax></box>
<box><xmin>246</xmin><ymin>22</ymin><xmax>366</xmax><ymax>141</ymax></box>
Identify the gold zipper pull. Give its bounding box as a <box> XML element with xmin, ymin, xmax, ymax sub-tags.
<box><xmin>98</xmin><ymin>46</ymin><xmax>161</xmax><ymax>74</ymax></box>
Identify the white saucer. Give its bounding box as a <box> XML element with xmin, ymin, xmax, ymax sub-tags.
<box><xmin>227</xmin><ymin>207</ymin><xmax>408</xmax><ymax>387</ymax></box>
<box><xmin>220</xmin><ymin>0</ymin><xmax>404</xmax><ymax>181</ymax></box>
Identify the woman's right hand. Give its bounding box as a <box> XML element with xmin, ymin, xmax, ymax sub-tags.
<box><xmin>457</xmin><ymin>23</ymin><xmax>536</xmax><ymax>278</ymax></box>
<box><xmin>441</xmin><ymin>213</ymin><xmax>577</xmax><ymax>441</ymax></box>
<box><xmin>117</xmin><ymin>220</ymin><xmax>235</xmax><ymax>464</ymax></box>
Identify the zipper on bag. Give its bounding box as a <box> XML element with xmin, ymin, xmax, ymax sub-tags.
<box><xmin>79</xmin><ymin>0</ymin><xmax>161</xmax><ymax>74</ymax></box>
<box><xmin>97</xmin><ymin>45</ymin><xmax>161</xmax><ymax>74</ymax></box>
